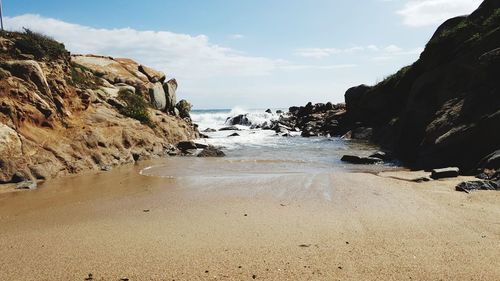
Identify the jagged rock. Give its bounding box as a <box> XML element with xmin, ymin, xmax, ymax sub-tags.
<box><xmin>456</xmin><ymin>180</ymin><xmax>499</xmax><ymax>193</ymax></box>
<box><xmin>228</xmin><ymin>133</ymin><xmax>240</xmax><ymax>137</ymax></box>
<box><xmin>265</xmin><ymin>109</ymin><xmax>272</xmax><ymax>114</ymax></box>
<box><xmin>72</xmin><ymin>55</ymin><xmax>147</xmax><ymax>86</ymax></box>
<box><xmin>226</xmin><ymin>114</ymin><xmax>251</xmax><ymax>126</ymax></box>
<box><xmin>431</xmin><ymin>167</ymin><xmax>460</xmax><ymax>179</ymax></box>
<box><xmin>177</xmin><ymin>141</ymin><xmax>197</xmax><ymax>151</ymax></box>
<box><xmin>176</xmin><ymin>99</ymin><xmax>192</xmax><ymax>119</ymax></box>
<box><xmin>341</xmin><ymin>155</ymin><xmax>383</xmax><ymax>165</ymax></box>
<box><xmin>149</xmin><ymin>82</ymin><xmax>167</xmax><ymax>110</ymax></box>
<box><xmin>197</xmin><ymin>146</ymin><xmax>226</xmax><ymax>157</ymax></box>
<box><xmin>139</xmin><ymin>65</ymin><xmax>166</xmax><ymax>83</ymax></box>
<box><xmin>219</xmin><ymin>126</ymin><xmax>240</xmax><ymax>131</ymax></box>
<box><xmin>203</xmin><ymin>128</ymin><xmax>217</xmax><ymax>132</ymax></box>
<box><xmin>163</xmin><ymin>79</ymin><xmax>177</xmax><ymax>112</ymax></box>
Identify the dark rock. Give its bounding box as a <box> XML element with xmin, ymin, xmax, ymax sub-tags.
<box><xmin>228</xmin><ymin>133</ymin><xmax>240</xmax><ymax>137</ymax></box>
<box><xmin>265</xmin><ymin>109</ymin><xmax>272</xmax><ymax>114</ymax></box>
<box><xmin>456</xmin><ymin>180</ymin><xmax>499</xmax><ymax>193</ymax></box>
<box><xmin>177</xmin><ymin>141</ymin><xmax>197</xmax><ymax>151</ymax></box>
<box><xmin>176</xmin><ymin>99</ymin><xmax>192</xmax><ymax>119</ymax></box>
<box><xmin>276</xmin><ymin>110</ymin><xmax>284</xmax><ymax>114</ymax></box>
<box><xmin>341</xmin><ymin>155</ymin><xmax>383</xmax><ymax>165</ymax></box>
<box><xmin>203</xmin><ymin>128</ymin><xmax>217</xmax><ymax>132</ymax></box>
<box><xmin>194</xmin><ymin>143</ymin><xmax>209</xmax><ymax>149</ymax></box>
<box><xmin>226</xmin><ymin>114</ymin><xmax>251</xmax><ymax>126</ymax></box>
<box><xmin>431</xmin><ymin>167</ymin><xmax>460</xmax><ymax>179</ymax></box>
<box><xmin>344</xmin><ymin>127</ymin><xmax>373</xmax><ymax>140</ymax></box>
<box><xmin>199</xmin><ymin>133</ymin><xmax>210</xmax><ymax>139</ymax></box>
<box><xmin>197</xmin><ymin>146</ymin><xmax>226</xmax><ymax>157</ymax></box>
<box><xmin>478</xmin><ymin>149</ymin><xmax>500</xmax><ymax>170</ymax></box>
<box><xmin>369</xmin><ymin>151</ymin><xmax>392</xmax><ymax>161</ymax></box>
<box><xmin>219</xmin><ymin>126</ymin><xmax>240</xmax><ymax>131</ymax></box>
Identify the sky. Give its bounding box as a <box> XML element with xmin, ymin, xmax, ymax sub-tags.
<box><xmin>3</xmin><ymin>0</ymin><xmax>483</xmax><ymax>109</ymax></box>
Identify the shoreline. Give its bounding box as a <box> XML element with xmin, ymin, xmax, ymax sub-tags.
<box><xmin>1</xmin><ymin>158</ymin><xmax>499</xmax><ymax>280</ymax></box>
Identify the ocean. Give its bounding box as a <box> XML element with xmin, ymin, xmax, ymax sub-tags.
<box><xmin>187</xmin><ymin>108</ymin><xmax>397</xmax><ymax>173</ymax></box>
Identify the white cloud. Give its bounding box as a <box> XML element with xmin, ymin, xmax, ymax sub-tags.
<box><xmin>295</xmin><ymin>44</ymin><xmax>419</xmax><ymax>60</ymax></box>
<box><xmin>4</xmin><ymin>14</ymin><xmax>285</xmax><ymax>80</ymax></box>
<box><xmin>397</xmin><ymin>0</ymin><xmax>482</xmax><ymax>27</ymax></box>
<box><xmin>230</xmin><ymin>34</ymin><xmax>245</xmax><ymax>39</ymax></box>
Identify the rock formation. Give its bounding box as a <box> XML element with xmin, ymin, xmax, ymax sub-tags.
<box><xmin>285</xmin><ymin>0</ymin><xmax>500</xmax><ymax>176</ymax></box>
<box><xmin>343</xmin><ymin>0</ymin><xmax>500</xmax><ymax>172</ymax></box>
<box><xmin>0</xmin><ymin>30</ymin><xmax>198</xmax><ymax>184</ymax></box>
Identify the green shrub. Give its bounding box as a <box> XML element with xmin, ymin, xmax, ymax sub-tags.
<box><xmin>117</xmin><ymin>89</ymin><xmax>154</xmax><ymax>127</ymax></box>
<box><xmin>484</xmin><ymin>9</ymin><xmax>500</xmax><ymax>26</ymax></box>
<box><xmin>381</xmin><ymin>65</ymin><xmax>412</xmax><ymax>85</ymax></box>
<box><xmin>14</xmin><ymin>28</ymin><xmax>68</xmax><ymax>60</ymax></box>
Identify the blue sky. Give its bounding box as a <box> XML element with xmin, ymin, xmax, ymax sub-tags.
<box><xmin>3</xmin><ymin>0</ymin><xmax>482</xmax><ymax>109</ymax></box>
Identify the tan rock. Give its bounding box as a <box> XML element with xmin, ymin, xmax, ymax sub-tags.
<box><xmin>139</xmin><ymin>65</ymin><xmax>166</xmax><ymax>83</ymax></box>
<box><xmin>0</xmin><ymin>124</ymin><xmax>23</xmax><ymax>182</ymax></box>
<box><xmin>163</xmin><ymin>78</ymin><xmax>178</xmax><ymax>112</ymax></box>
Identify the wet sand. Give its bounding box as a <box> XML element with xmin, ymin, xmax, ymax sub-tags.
<box><xmin>0</xmin><ymin>158</ymin><xmax>499</xmax><ymax>280</ymax></box>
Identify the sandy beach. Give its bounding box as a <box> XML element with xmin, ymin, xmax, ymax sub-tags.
<box><xmin>0</xmin><ymin>158</ymin><xmax>499</xmax><ymax>281</ymax></box>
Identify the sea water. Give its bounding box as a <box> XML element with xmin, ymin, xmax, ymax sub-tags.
<box><xmin>190</xmin><ymin>108</ymin><xmax>394</xmax><ymax>172</ymax></box>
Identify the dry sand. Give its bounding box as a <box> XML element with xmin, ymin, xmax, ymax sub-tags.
<box><xmin>0</xmin><ymin>158</ymin><xmax>499</xmax><ymax>280</ymax></box>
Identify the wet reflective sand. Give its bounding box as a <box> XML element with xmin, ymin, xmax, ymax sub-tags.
<box><xmin>0</xmin><ymin>158</ymin><xmax>499</xmax><ymax>280</ymax></box>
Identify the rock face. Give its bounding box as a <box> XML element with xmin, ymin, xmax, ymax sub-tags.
<box><xmin>0</xmin><ymin>31</ymin><xmax>199</xmax><ymax>184</ymax></box>
<box><xmin>342</xmin><ymin>0</ymin><xmax>500</xmax><ymax>172</ymax></box>
<box><xmin>163</xmin><ymin>79</ymin><xmax>177</xmax><ymax>113</ymax></box>
<box><xmin>149</xmin><ymin>82</ymin><xmax>167</xmax><ymax>110</ymax></box>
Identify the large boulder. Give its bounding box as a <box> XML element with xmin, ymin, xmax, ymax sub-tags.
<box><xmin>176</xmin><ymin>99</ymin><xmax>192</xmax><ymax>119</ymax></box>
<box><xmin>148</xmin><ymin>83</ymin><xmax>167</xmax><ymax>110</ymax></box>
<box><xmin>163</xmin><ymin>79</ymin><xmax>178</xmax><ymax>113</ymax></box>
<box><xmin>226</xmin><ymin>114</ymin><xmax>251</xmax><ymax>126</ymax></box>
<box><xmin>71</xmin><ymin>55</ymin><xmax>146</xmax><ymax>86</ymax></box>
<box><xmin>139</xmin><ymin>65</ymin><xmax>166</xmax><ymax>83</ymax></box>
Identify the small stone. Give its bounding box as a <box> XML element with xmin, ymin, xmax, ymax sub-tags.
<box><xmin>143</xmin><ymin>209</ymin><xmax>150</xmax><ymax>213</ymax></box>
<box><xmin>252</xmin><ymin>274</ymin><xmax>257</xmax><ymax>279</ymax></box>
<box><xmin>244</xmin><ymin>214</ymin><xmax>248</xmax><ymax>217</ymax></box>
<box><xmin>431</xmin><ymin>167</ymin><xmax>460</xmax><ymax>179</ymax></box>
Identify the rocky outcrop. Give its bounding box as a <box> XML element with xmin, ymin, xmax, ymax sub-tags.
<box><xmin>0</xmin><ymin>31</ymin><xmax>198</xmax><ymax>184</ymax></box>
<box><xmin>341</xmin><ymin>0</ymin><xmax>500</xmax><ymax>174</ymax></box>
<box><xmin>163</xmin><ymin>79</ymin><xmax>177</xmax><ymax>113</ymax></box>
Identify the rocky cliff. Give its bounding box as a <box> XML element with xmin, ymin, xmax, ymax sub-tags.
<box><xmin>345</xmin><ymin>0</ymin><xmax>499</xmax><ymax>173</ymax></box>
<box><xmin>0</xmin><ymin>30</ymin><xmax>198</xmax><ymax>184</ymax></box>
<box><xmin>279</xmin><ymin>0</ymin><xmax>499</xmax><ymax>176</ymax></box>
